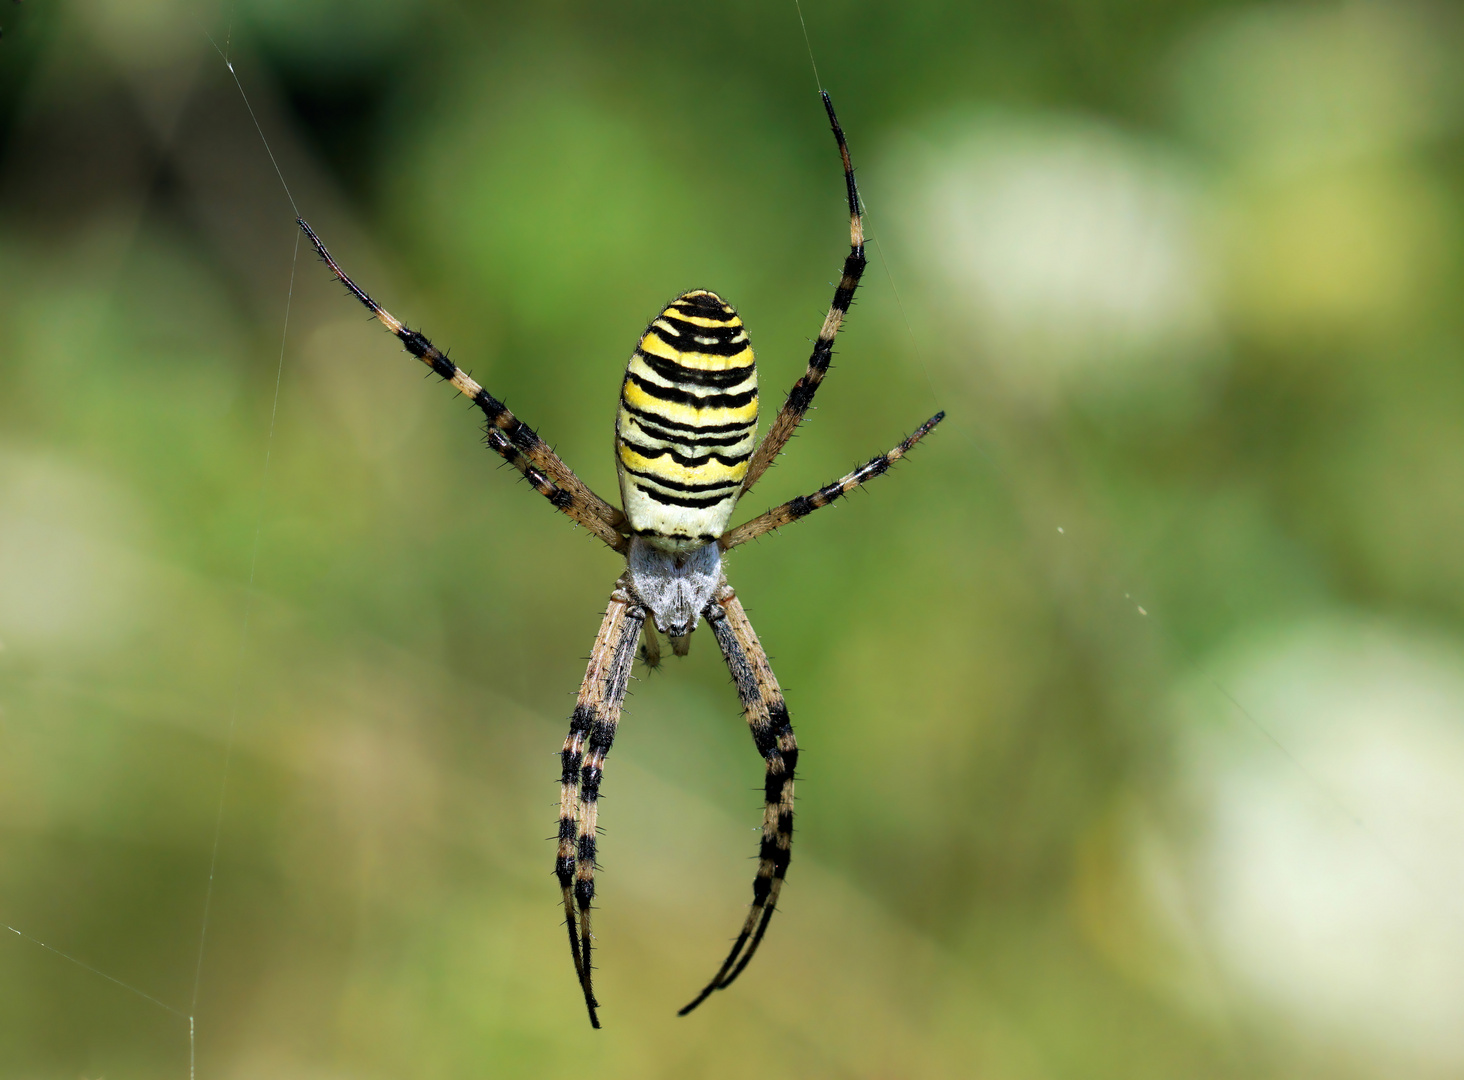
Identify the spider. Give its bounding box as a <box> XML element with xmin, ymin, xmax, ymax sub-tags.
<box><xmin>298</xmin><ymin>91</ymin><xmax>942</xmax><ymax>1029</ymax></box>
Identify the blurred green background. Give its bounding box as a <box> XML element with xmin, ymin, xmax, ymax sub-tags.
<box><xmin>3</xmin><ymin>0</ymin><xmax>1464</xmax><ymax>1076</ymax></box>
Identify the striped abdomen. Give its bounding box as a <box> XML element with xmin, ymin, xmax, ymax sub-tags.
<box><xmin>615</xmin><ymin>290</ymin><xmax>757</xmax><ymax>552</ymax></box>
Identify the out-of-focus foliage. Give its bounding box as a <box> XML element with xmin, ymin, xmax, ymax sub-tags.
<box><xmin>2</xmin><ymin>1</ymin><xmax>1463</xmax><ymax>1077</ymax></box>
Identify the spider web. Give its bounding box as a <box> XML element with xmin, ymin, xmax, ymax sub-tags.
<box><xmin>787</xmin><ymin>0</ymin><xmax>1464</xmax><ymax>1064</ymax></box>
<box><xmin>0</xmin><ymin>9</ymin><xmax>298</xmax><ymax>1076</ymax></box>
<box><xmin>3</xmin><ymin>1</ymin><xmax>1462</xmax><ymax>1076</ymax></box>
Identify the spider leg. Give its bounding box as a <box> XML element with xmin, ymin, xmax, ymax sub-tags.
<box><xmin>739</xmin><ymin>91</ymin><xmax>866</xmax><ymax>500</ymax></box>
<box><xmin>679</xmin><ymin>586</ymin><xmax>795</xmax><ymax>1015</ymax></box>
<box><xmin>557</xmin><ymin>578</ymin><xmax>646</xmax><ymax>1028</ymax></box>
<box><xmin>298</xmin><ymin>219</ymin><xmax>629</xmax><ymax>552</ymax></box>
<box><xmin>720</xmin><ymin>411</ymin><xmax>944</xmax><ymax>550</ymax></box>
<box><xmin>639</xmin><ymin>622</ymin><xmax>662</xmax><ymax>670</ymax></box>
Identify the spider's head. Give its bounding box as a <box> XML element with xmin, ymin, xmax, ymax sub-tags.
<box><xmin>626</xmin><ymin>537</ymin><xmax>722</xmax><ymax>639</ymax></box>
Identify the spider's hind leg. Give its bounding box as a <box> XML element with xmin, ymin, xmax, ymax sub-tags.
<box><xmin>556</xmin><ymin>578</ymin><xmax>645</xmax><ymax>1028</ymax></box>
<box><xmin>679</xmin><ymin>585</ymin><xmax>795</xmax><ymax>1015</ymax></box>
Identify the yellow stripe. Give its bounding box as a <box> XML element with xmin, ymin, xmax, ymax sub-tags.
<box><xmin>652</xmin><ymin>318</ymin><xmax>750</xmax><ymax>347</ymax></box>
<box><xmin>617</xmin><ymin>445</ymin><xmax>748</xmax><ymax>486</ymax></box>
<box><xmin>619</xmin><ymin>409</ymin><xmax>756</xmax><ymax>449</ymax></box>
<box><xmin>661</xmin><ymin>311</ymin><xmax>739</xmax><ymax>329</ymax></box>
<box><xmin>638</xmin><ymin>331</ymin><xmax>753</xmax><ymax>371</ymax></box>
<box><xmin>614</xmin><ymin>288</ymin><xmax>759</xmax><ymax>551</ymax></box>
<box><xmin>627</xmin><ymin>354</ymin><xmax>755</xmax><ymax>393</ymax></box>
<box><xmin>622</xmin><ymin>379</ymin><xmax>758</xmax><ymax>427</ymax></box>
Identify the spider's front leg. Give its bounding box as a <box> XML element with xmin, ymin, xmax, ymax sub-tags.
<box><xmin>298</xmin><ymin>219</ymin><xmax>629</xmax><ymax>552</ymax></box>
<box><xmin>721</xmin><ymin>411</ymin><xmax>944</xmax><ymax>549</ymax></box>
<box><xmin>680</xmin><ymin>585</ymin><xmax>796</xmax><ymax>1015</ymax></box>
<box><xmin>740</xmin><ymin>91</ymin><xmax>867</xmax><ymax>499</ymax></box>
<box><xmin>556</xmin><ymin>578</ymin><xmax>645</xmax><ymax>1028</ymax></box>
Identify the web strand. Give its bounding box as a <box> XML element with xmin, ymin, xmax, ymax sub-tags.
<box><xmin>781</xmin><ymin>0</ymin><xmax>1444</xmax><ymax>941</ymax></box>
<box><xmin>202</xmin><ymin>28</ymin><xmax>301</xmax><ymax>216</ymax></box>
<box><xmin>187</xmin><ymin>228</ymin><xmax>298</xmax><ymax>1079</ymax></box>
<box><xmin>792</xmin><ymin>0</ymin><xmax>822</xmax><ymax>92</ymax></box>
<box><xmin>184</xmin><ymin>31</ymin><xmax>302</xmax><ymax>1077</ymax></box>
<box><xmin>1</xmin><ymin>23</ymin><xmax>302</xmax><ymax>1080</ymax></box>
<box><xmin>4</xmin><ymin>925</ymin><xmax>188</xmax><ymax>1017</ymax></box>
<box><xmin>789</xmin><ymin>3</ymin><xmax>946</xmax><ymax>419</ymax></box>
<box><xmin>7</xmin><ymin>6</ymin><xmax>1440</xmax><ymax>1068</ymax></box>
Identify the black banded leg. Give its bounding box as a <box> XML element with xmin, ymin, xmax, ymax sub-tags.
<box><xmin>720</xmin><ymin>412</ymin><xmax>944</xmax><ymax>550</ymax></box>
<box><xmin>557</xmin><ymin>579</ymin><xmax>645</xmax><ymax>1029</ymax></box>
<box><xmin>567</xmin><ymin>588</ymin><xmax>646</xmax><ymax>1028</ymax></box>
<box><xmin>680</xmin><ymin>587</ymin><xmax>796</xmax><ymax>1015</ymax></box>
<box><xmin>557</xmin><ymin>706</ymin><xmax>592</xmax><ymax>996</ymax></box>
<box><xmin>739</xmin><ymin>92</ymin><xmax>867</xmax><ymax>499</ymax></box>
<box><xmin>297</xmin><ymin>219</ymin><xmax>629</xmax><ymax>552</ymax></box>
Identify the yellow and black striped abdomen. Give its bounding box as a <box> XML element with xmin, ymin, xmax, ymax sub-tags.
<box><xmin>616</xmin><ymin>290</ymin><xmax>757</xmax><ymax>552</ymax></box>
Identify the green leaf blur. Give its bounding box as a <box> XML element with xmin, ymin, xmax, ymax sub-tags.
<box><xmin>2</xmin><ymin>1</ymin><xmax>1463</xmax><ymax>1077</ymax></box>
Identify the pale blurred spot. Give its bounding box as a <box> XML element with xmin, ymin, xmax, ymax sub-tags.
<box><xmin>1173</xmin><ymin>2</ymin><xmax>1456</xmax><ymax>178</ymax></box>
<box><xmin>1217</xmin><ymin>166</ymin><xmax>1449</xmax><ymax>340</ymax></box>
<box><xmin>1174</xmin><ymin>3</ymin><xmax>1457</xmax><ymax>342</ymax></box>
<box><xmin>889</xmin><ymin>115</ymin><xmax>1218</xmax><ymax>406</ymax></box>
<box><xmin>1073</xmin><ymin>794</ymin><xmax>1226</xmax><ymax>1023</ymax></box>
<box><xmin>1176</xmin><ymin>621</ymin><xmax>1464</xmax><ymax>1071</ymax></box>
<box><xmin>0</xmin><ymin>452</ymin><xmax>151</xmax><ymax>652</ymax></box>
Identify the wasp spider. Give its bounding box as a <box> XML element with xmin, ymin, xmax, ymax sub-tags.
<box><xmin>299</xmin><ymin>92</ymin><xmax>942</xmax><ymax>1028</ymax></box>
